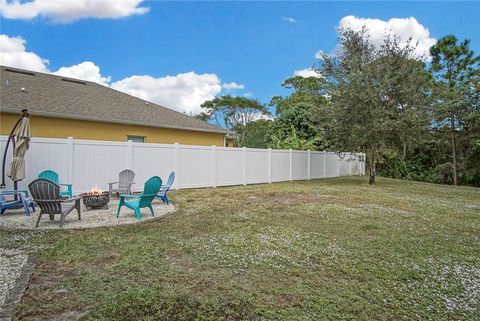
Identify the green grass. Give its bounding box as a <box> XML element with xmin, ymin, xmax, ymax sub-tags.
<box><xmin>4</xmin><ymin>177</ymin><xmax>480</xmax><ymax>320</ymax></box>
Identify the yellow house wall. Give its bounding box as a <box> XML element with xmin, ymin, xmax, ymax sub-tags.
<box><xmin>0</xmin><ymin>113</ymin><xmax>226</xmax><ymax>146</ymax></box>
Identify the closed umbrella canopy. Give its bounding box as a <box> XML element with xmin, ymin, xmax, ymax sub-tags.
<box><xmin>7</xmin><ymin>117</ymin><xmax>31</xmax><ymax>182</ymax></box>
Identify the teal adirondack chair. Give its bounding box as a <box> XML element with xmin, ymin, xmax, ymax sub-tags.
<box><xmin>38</xmin><ymin>170</ymin><xmax>73</xmax><ymax>198</ymax></box>
<box><xmin>116</xmin><ymin>176</ymin><xmax>162</xmax><ymax>220</ymax></box>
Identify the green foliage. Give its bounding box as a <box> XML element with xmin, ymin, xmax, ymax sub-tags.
<box><xmin>269</xmin><ymin>126</ymin><xmax>320</xmax><ymax>150</ymax></box>
<box><xmin>377</xmin><ymin>149</ymin><xmax>434</xmax><ymax>183</ymax></box>
<box><xmin>432</xmin><ymin>162</ymin><xmax>455</xmax><ymax>185</ymax></box>
<box><xmin>241</xmin><ymin>119</ymin><xmax>273</xmax><ymax>148</ymax></box>
<box><xmin>267</xmin><ymin>102</ymin><xmax>327</xmax><ymax>150</ymax></box>
<box><xmin>270</xmin><ymin>76</ymin><xmax>328</xmax><ymax>115</ymax></box>
<box><xmin>267</xmin><ymin>76</ymin><xmax>331</xmax><ymax>151</ymax></box>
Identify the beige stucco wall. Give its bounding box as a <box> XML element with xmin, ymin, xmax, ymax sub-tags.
<box><xmin>0</xmin><ymin>113</ymin><xmax>227</xmax><ymax>146</ymax></box>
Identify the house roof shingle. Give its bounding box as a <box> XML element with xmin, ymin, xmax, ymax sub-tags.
<box><xmin>0</xmin><ymin>65</ymin><xmax>228</xmax><ymax>134</ymax></box>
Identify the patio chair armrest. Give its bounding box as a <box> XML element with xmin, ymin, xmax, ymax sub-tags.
<box><xmin>61</xmin><ymin>196</ymin><xmax>82</xmax><ymax>202</ymax></box>
<box><xmin>119</xmin><ymin>194</ymin><xmax>140</xmax><ymax>199</ymax></box>
<box><xmin>108</xmin><ymin>182</ymin><xmax>119</xmax><ymax>186</ymax></box>
<box><xmin>0</xmin><ymin>190</ymin><xmax>30</xmax><ymax>197</ymax></box>
<box><xmin>58</xmin><ymin>183</ymin><xmax>72</xmax><ymax>187</ymax></box>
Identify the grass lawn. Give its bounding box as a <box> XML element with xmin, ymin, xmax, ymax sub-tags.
<box><xmin>2</xmin><ymin>177</ymin><xmax>479</xmax><ymax>320</ymax></box>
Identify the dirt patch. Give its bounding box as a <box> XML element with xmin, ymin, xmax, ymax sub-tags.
<box><xmin>164</xmin><ymin>250</ymin><xmax>202</xmax><ymax>273</ymax></box>
<box><xmin>15</xmin><ymin>262</ymin><xmax>81</xmax><ymax>320</ymax></box>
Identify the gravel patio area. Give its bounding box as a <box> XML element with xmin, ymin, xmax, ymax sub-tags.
<box><xmin>0</xmin><ymin>198</ymin><xmax>177</xmax><ymax>230</ymax></box>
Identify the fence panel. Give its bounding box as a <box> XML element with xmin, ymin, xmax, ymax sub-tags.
<box><xmin>245</xmin><ymin>148</ymin><xmax>269</xmax><ymax>184</ymax></box>
<box><xmin>0</xmin><ymin>136</ymin><xmax>365</xmax><ymax>193</ymax></box>
<box><xmin>178</xmin><ymin>145</ymin><xmax>213</xmax><ymax>188</ymax></box>
<box><xmin>292</xmin><ymin>151</ymin><xmax>309</xmax><ymax>180</ymax></box>
<box><xmin>133</xmin><ymin>143</ymin><xmax>176</xmax><ymax>191</ymax></box>
<box><xmin>270</xmin><ymin>150</ymin><xmax>290</xmax><ymax>182</ymax></box>
<box><xmin>0</xmin><ymin>137</ymin><xmax>69</xmax><ymax>191</ymax></box>
<box><xmin>215</xmin><ymin>147</ymin><xmax>243</xmax><ymax>186</ymax></box>
<box><xmin>73</xmin><ymin>140</ymin><xmax>130</xmax><ymax>192</ymax></box>
<box><xmin>310</xmin><ymin>152</ymin><xmax>325</xmax><ymax>179</ymax></box>
<box><xmin>325</xmin><ymin>152</ymin><xmax>339</xmax><ymax>178</ymax></box>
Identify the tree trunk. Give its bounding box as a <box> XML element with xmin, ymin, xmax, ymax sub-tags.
<box><xmin>369</xmin><ymin>148</ymin><xmax>376</xmax><ymax>185</ymax></box>
<box><xmin>452</xmin><ymin>130</ymin><xmax>458</xmax><ymax>185</ymax></box>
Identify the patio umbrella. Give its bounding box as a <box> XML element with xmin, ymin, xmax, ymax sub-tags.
<box><xmin>7</xmin><ymin>117</ymin><xmax>31</xmax><ymax>182</ymax></box>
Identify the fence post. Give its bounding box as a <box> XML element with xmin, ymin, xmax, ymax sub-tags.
<box><xmin>349</xmin><ymin>154</ymin><xmax>353</xmax><ymax>176</ymax></box>
<box><xmin>337</xmin><ymin>154</ymin><xmax>340</xmax><ymax>177</ymax></box>
<box><xmin>307</xmin><ymin>150</ymin><xmax>311</xmax><ymax>180</ymax></box>
<box><xmin>289</xmin><ymin>149</ymin><xmax>293</xmax><ymax>181</ymax></box>
<box><xmin>67</xmin><ymin>137</ymin><xmax>74</xmax><ymax>190</ymax></box>
<box><xmin>242</xmin><ymin>147</ymin><xmax>247</xmax><ymax>185</ymax></box>
<box><xmin>174</xmin><ymin>143</ymin><xmax>180</xmax><ymax>190</ymax></box>
<box><xmin>268</xmin><ymin>148</ymin><xmax>272</xmax><ymax>184</ymax></box>
<box><xmin>127</xmin><ymin>140</ymin><xmax>134</xmax><ymax>170</ymax></box>
<box><xmin>211</xmin><ymin>145</ymin><xmax>217</xmax><ymax>188</ymax></box>
<box><xmin>323</xmin><ymin>151</ymin><xmax>327</xmax><ymax>179</ymax></box>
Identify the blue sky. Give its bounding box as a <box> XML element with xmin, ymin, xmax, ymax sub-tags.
<box><xmin>1</xmin><ymin>1</ymin><xmax>479</xmax><ymax>115</ymax></box>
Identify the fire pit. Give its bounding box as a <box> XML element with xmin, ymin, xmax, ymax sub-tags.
<box><xmin>81</xmin><ymin>187</ymin><xmax>110</xmax><ymax>210</ymax></box>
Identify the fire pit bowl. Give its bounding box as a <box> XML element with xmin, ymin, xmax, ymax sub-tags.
<box><xmin>81</xmin><ymin>191</ymin><xmax>110</xmax><ymax>210</ymax></box>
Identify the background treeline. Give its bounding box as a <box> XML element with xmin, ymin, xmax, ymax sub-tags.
<box><xmin>198</xmin><ymin>29</ymin><xmax>479</xmax><ymax>186</ymax></box>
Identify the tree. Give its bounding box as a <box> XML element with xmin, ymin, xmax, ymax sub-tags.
<box><xmin>430</xmin><ymin>35</ymin><xmax>480</xmax><ymax>185</ymax></box>
<box><xmin>267</xmin><ymin>102</ymin><xmax>326</xmax><ymax>150</ymax></box>
<box><xmin>242</xmin><ymin>119</ymin><xmax>273</xmax><ymax>148</ymax></box>
<box><xmin>270</xmin><ymin>126</ymin><xmax>320</xmax><ymax>150</ymax></box>
<box><xmin>200</xmin><ymin>95</ymin><xmax>270</xmax><ymax>146</ymax></box>
<box><xmin>270</xmin><ymin>76</ymin><xmax>328</xmax><ymax>115</ymax></box>
<box><xmin>268</xmin><ymin>76</ymin><xmax>331</xmax><ymax>150</ymax></box>
<box><xmin>319</xmin><ymin>28</ymin><xmax>432</xmax><ymax>184</ymax></box>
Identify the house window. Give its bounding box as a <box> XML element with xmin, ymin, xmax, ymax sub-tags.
<box><xmin>127</xmin><ymin>135</ymin><xmax>145</xmax><ymax>143</ymax></box>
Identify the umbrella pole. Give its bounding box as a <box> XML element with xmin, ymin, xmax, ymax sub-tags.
<box><xmin>1</xmin><ymin>109</ymin><xmax>29</xmax><ymax>191</ymax></box>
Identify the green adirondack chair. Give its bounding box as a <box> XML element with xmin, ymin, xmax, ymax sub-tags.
<box><xmin>116</xmin><ymin>176</ymin><xmax>162</xmax><ymax>220</ymax></box>
<box><xmin>38</xmin><ymin>170</ymin><xmax>73</xmax><ymax>198</ymax></box>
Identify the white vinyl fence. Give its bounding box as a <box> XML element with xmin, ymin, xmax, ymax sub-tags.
<box><xmin>1</xmin><ymin>136</ymin><xmax>365</xmax><ymax>194</ymax></box>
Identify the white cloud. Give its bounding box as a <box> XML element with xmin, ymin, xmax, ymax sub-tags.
<box><xmin>294</xmin><ymin>68</ymin><xmax>321</xmax><ymax>78</ymax></box>
<box><xmin>338</xmin><ymin>15</ymin><xmax>437</xmax><ymax>59</ymax></box>
<box><xmin>53</xmin><ymin>61</ymin><xmax>111</xmax><ymax>86</ymax></box>
<box><xmin>111</xmin><ymin>72</ymin><xmax>222</xmax><ymax>115</ymax></box>
<box><xmin>0</xmin><ymin>34</ymin><xmax>49</xmax><ymax>72</ymax></box>
<box><xmin>0</xmin><ymin>34</ymin><xmax>110</xmax><ymax>85</ymax></box>
<box><xmin>222</xmin><ymin>82</ymin><xmax>245</xmax><ymax>90</ymax></box>
<box><xmin>282</xmin><ymin>16</ymin><xmax>297</xmax><ymax>23</ymax></box>
<box><xmin>0</xmin><ymin>0</ymin><xmax>149</xmax><ymax>23</ymax></box>
<box><xmin>243</xmin><ymin>92</ymin><xmax>253</xmax><ymax>97</ymax></box>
